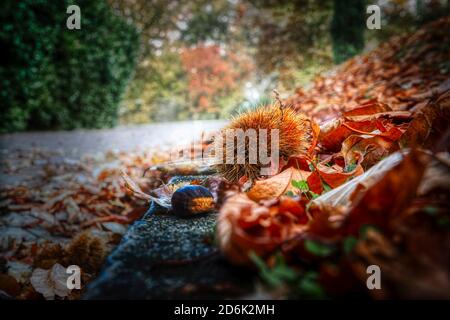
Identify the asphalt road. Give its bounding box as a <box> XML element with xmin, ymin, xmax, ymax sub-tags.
<box><xmin>0</xmin><ymin>120</ymin><xmax>227</xmax><ymax>157</ymax></box>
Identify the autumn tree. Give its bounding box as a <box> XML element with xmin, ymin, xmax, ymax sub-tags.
<box><xmin>110</xmin><ymin>0</ymin><xmax>450</xmax><ymax>122</ymax></box>
<box><xmin>180</xmin><ymin>44</ymin><xmax>253</xmax><ymax>118</ymax></box>
<box><xmin>111</xmin><ymin>0</ymin><xmax>246</xmax><ymax>121</ymax></box>
<box><xmin>236</xmin><ymin>0</ymin><xmax>334</xmax><ymax>88</ymax></box>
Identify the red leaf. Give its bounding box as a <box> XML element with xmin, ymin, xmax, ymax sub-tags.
<box><xmin>307</xmin><ymin>171</ymin><xmax>324</xmax><ymax>194</ymax></box>
<box><xmin>316</xmin><ymin>163</ymin><xmax>364</xmax><ymax>189</ymax></box>
<box><xmin>320</xmin><ymin>120</ymin><xmax>377</xmax><ymax>151</ymax></box>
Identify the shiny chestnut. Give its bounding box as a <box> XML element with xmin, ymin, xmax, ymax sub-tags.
<box><xmin>171</xmin><ymin>185</ymin><xmax>215</xmax><ymax>217</ymax></box>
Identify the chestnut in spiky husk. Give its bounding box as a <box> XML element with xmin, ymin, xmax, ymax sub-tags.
<box><xmin>214</xmin><ymin>104</ymin><xmax>313</xmax><ymax>182</ymax></box>
<box><xmin>171</xmin><ymin>185</ymin><xmax>215</xmax><ymax>217</ymax></box>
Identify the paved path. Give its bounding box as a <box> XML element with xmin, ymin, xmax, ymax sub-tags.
<box><xmin>0</xmin><ymin>120</ymin><xmax>227</xmax><ymax>157</ymax></box>
<box><xmin>0</xmin><ymin>120</ymin><xmax>227</xmax><ymax>187</ymax></box>
<box><xmin>0</xmin><ymin>120</ymin><xmax>255</xmax><ymax>299</ymax></box>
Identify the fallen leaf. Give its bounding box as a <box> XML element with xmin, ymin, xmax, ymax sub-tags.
<box><xmin>312</xmin><ymin>150</ymin><xmax>406</xmax><ymax>209</ymax></box>
<box><xmin>102</xmin><ymin>222</ymin><xmax>128</xmax><ymax>235</ymax></box>
<box><xmin>343</xmin><ymin>149</ymin><xmax>429</xmax><ymax>235</ymax></box>
<box><xmin>401</xmin><ymin>92</ymin><xmax>450</xmax><ymax>149</ymax></box>
<box><xmin>30</xmin><ymin>264</ymin><xmax>71</xmax><ymax>300</ymax></box>
<box><xmin>341</xmin><ymin>134</ymin><xmax>400</xmax><ymax>169</ymax></box>
<box><xmin>0</xmin><ymin>274</ymin><xmax>21</xmax><ymax>297</ymax></box>
<box><xmin>218</xmin><ymin>193</ymin><xmax>308</xmax><ymax>265</ymax></box>
<box><xmin>306</xmin><ymin>171</ymin><xmax>323</xmax><ymax>194</ymax></box>
<box><xmin>316</xmin><ymin>162</ymin><xmax>364</xmax><ymax>189</ymax></box>
<box><xmin>319</xmin><ymin>119</ymin><xmax>379</xmax><ymax>151</ymax></box>
<box><xmin>7</xmin><ymin>261</ymin><xmax>32</xmax><ymax>284</ymax></box>
<box><xmin>247</xmin><ymin>167</ymin><xmax>311</xmax><ymax>201</ymax></box>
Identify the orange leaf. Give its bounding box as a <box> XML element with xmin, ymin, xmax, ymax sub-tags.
<box><xmin>317</xmin><ymin>163</ymin><xmax>364</xmax><ymax>189</ymax></box>
<box><xmin>247</xmin><ymin>167</ymin><xmax>311</xmax><ymax>201</ymax></box>
<box><xmin>307</xmin><ymin>119</ymin><xmax>321</xmax><ymax>156</ymax></box>
<box><xmin>343</xmin><ymin>100</ymin><xmax>391</xmax><ymax>117</ymax></box>
<box><xmin>320</xmin><ymin>120</ymin><xmax>377</xmax><ymax>151</ymax></box>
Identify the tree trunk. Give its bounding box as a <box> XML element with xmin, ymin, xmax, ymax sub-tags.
<box><xmin>330</xmin><ymin>0</ymin><xmax>366</xmax><ymax>64</ymax></box>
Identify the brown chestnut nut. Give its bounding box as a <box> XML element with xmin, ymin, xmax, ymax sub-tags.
<box><xmin>171</xmin><ymin>185</ymin><xmax>215</xmax><ymax>217</ymax></box>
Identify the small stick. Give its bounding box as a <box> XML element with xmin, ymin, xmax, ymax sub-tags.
<box><xmin>273</xmin><ymin>89</ymin><xmax>284</xmax><ymax>121</ymax></box>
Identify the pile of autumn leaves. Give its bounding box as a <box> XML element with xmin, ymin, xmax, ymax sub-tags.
<box><xmin>287</xmin><ymin>16</ymin><xmax>450</xmax><ymax>123</ymax></box>
<box><xmin>217</xmin><ymin>96</ymin><xmax>449</xmax><ymax>299</ymax></box>
<box><xmin>0</xmin><ymin>150</ymin><xmax>167</xmax><ymax>299</ymax></box>
<box><xmin>2</xmin><ymin>17</ymin><xmax>448</xmax><ymax>300</ymax></box>
<box><xmin>215</xmin><ymin>17</ymin><xmax>450</xmax><ymax>299</ymax></box>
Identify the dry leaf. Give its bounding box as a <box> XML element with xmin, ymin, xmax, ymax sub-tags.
<box><xmin>30</xmin><ymin>264</ymin><xmax>71</xmax><ymax>300</ymax></box>
<box><xmin>121</xmin><ymin>170</ymin><xmax>152</xmax><ymax>201</ymax></box>
<box><xmin>247</xmin><ymin>167</ymin><xmax>311</xmax><ymax>201</ymax></box>
<box><xmin>217</xmin><ymin>193</ymin><xmax>308</xmax><ymax>265</ymax></box>
<box><xmin>312</xmin><ymin>150</ymin><xmax>406</xmax><ymax>209</ymax></box>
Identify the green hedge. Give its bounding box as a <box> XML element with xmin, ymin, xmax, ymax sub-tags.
<box><xmin>0</xmin><ymin>0</ymin><xmax>139</xmax><ymax>132</ymax></box>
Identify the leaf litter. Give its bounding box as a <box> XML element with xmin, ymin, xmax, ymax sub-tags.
<box><xmin>216</xmin><ymin>17</ymin><xmax>450</xmax><ymax>299</ymax></box>
<box><xmin>1</xmin><ymin>17</ymin><xmax>450</xmax><ymax>300</ymax></box>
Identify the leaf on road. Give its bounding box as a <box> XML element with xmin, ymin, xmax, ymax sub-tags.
<box><xmin>30</xmin><ymin>264</ymin><xmax>71</xmax><ymax>300</ymax></box>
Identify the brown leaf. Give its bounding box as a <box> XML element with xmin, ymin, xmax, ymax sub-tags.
<box><xmin>120</xmin><ymin>171</ymin><xmax>152</xmax><ymax>201</ymax></box>
<box><xmin>342</xmin><ymin>100</ymin><xmax>392</xmax><ymax>118</ymax></box>
<box><xmin>316</xmin><ymin>162</ymin><xmax>364</xmax><ymax>189</ymax></box>
<box><xmin>401</xmin><ymin>92</ymin><xmax>450</xmax><ymax>149</ymax></box>
<box><xmin>0</xmin><ymin>273</ymin><xmax>21</xmax><ymax>297</ymax></box>
<box><xmin>343</xmin><ymin>150</ymin><xmax>429</xmax><ymax>235</ymax></box>
<box><xmin>341</xmin><ymin>134</ymin><xmax>399</xmax><ymax>169</ymax></box>
<box><xmin>319</xmin><ymin>119</ymin><xmax>378</xmax><ymax>151</ymax></box>
<box><xmin>312</xmin><ymin>151</ymin><xmax>406</xmax><ymax>210</ymax></box>
<box><xmin>247</xmin><ymin>167</ymin><xmax>311</xmax><ymax>201</ymax></box>
<box><xmin>30</xmin><ymin>264</ymin><xmax>71</xmax><ymax>300</ymax></box>
<box><xmin>217</xmin><ymin>193</ymin><xmax>308</xmax><ymax>265</ymax></box>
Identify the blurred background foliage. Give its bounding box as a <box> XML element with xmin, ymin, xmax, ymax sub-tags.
<box><xmin>0</xmin><ymin>0</ymin><xmax>139</xmax><ymax>132</ymax></box>
<box><xmin>1</xmin><ymin>0</ymin><xmax>449</xmax><ymax>132</ymax></box>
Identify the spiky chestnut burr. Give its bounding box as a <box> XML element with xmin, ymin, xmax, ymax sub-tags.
<box><xmin>214</xmin><ymin>104</ymin><xmax>313</xmax><ymax>183</ymax></box>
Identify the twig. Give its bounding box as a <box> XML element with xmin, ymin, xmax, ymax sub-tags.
<box><xmin>273</xmin><ymin>89</ymin><xmax>284</xmax><ymax>121</ymax></box>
